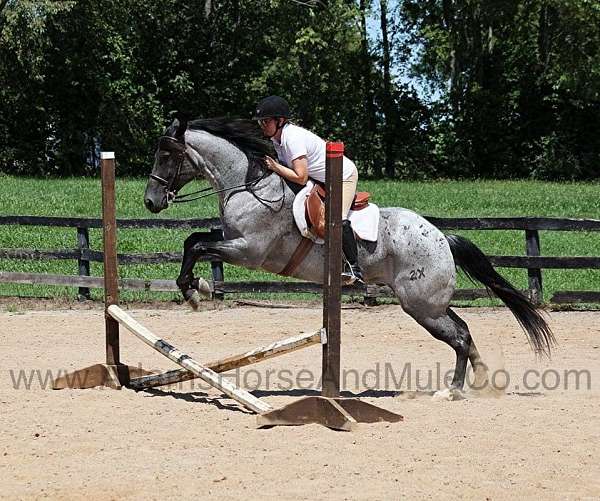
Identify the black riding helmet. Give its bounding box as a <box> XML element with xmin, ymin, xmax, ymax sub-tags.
<box><xmin>253</xmin><ymin>95</ymin><xmax>291</xmax><ymax>120</ymax></box>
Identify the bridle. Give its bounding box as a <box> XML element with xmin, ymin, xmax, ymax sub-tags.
<box><xmin>150</xmin><ymin>135</ymin><xmax>286</xmax><ymax>208</ymax></box>
<box><xmin>150</xmin><ymin>136</ymin><xmax>188</xmax><ymax>204</ymax></box>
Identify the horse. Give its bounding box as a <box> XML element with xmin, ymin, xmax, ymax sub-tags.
<box><xmin>143</xmin><ymin>116</ymin><xmax>555</xmax><ymax>399</ymax></box>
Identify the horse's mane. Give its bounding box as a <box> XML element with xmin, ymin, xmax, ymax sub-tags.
<box><xmin>187</xmin><ymin>117</ymin><xmax>273</xmax><ymax>158</ymax></box>
<box><xmin>166</xmin><ymin>117</ymin><xmax>274</xmax><ymax>183</ymax></box>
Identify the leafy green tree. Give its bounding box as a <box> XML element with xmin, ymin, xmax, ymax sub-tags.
<box><xmin>401</xmin><ymin>0</ymin><xmax>600</xmax><ymax>179</ymax></box>
<box><xmin>2</xmin><ymin>0</ymin><xmax>597</xmax><ymax>180</ymax></box>
<box><xmin>0</xmin><ymin>0</ymin><xmax>74</xmax><ymax>173</ymax></box>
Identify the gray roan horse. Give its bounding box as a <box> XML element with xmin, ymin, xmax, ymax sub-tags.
<box><xmin>144</xmin><ymin>117</ymin><xmax>554</xmax><ymax>398</ymax></box>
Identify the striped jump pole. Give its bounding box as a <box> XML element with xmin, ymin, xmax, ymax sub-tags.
<box><xmin>107</xmin><ymin>305</ymin><xmax>272</xmax><ymax>414</ymax></box>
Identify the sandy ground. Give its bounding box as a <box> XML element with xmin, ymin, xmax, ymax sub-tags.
<box><xmin>0</xmin><ymin>302</ymin><xmax>599</xmax><ymax>500</ymax></box>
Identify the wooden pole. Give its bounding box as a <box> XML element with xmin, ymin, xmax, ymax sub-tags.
<box><xmin>321</xmin><ymin>142</ymin><xmax>344</xmax><ymax>398</ymax></box>
<box><xmin>107</xmin><ymin>305</ymin><xmax>272</xmax><ymax>414</ymax></box>
<box><xmin>76</xmin><ymin>226</ymin><xmax>91</xmax><ymax>300</ymax></box>
<box><xmin>128</xmin><ymin>329</ymin><xmax>323</xmax><ymax>390</ymax></box>
<box><xmin>101</xmin><ymin>152</ymin><xmax>120</xmax><ymax>366</ymax></box>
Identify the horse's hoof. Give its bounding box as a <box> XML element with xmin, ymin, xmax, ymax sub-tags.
<box><xmin>192</xmin><ymin>277</ymin><xmax>212</xmax><ymax>298</ymax></box>
<box><xmin>471</xmin><ymin>365</ymin><xmax>490</xmax><ymax>390</ymax></box>
<box><xmin>432</xmin><ymin>388</ymin><xmax>465</xmax><ymax>401</ymax></box>
<box><xmin>186</xmin><ymin>290</ymin><xmax>202</xmax><ymax>311</ymax></box>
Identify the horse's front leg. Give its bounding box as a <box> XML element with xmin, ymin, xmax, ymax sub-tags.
<box><xmin>176</xmin><ymin>232</ymin><xmax>222</xmax><ymax>305</ymax></box>
<box><xmin>177</xmin><ymin>233</ymin><xmax>250</xmax><ymax>309</ymax></box>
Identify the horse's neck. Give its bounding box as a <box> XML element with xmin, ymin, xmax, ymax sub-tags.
<box><xmin>187</xmin><ymin>131</ymin><xmax>249</xmax><ymax>192</ymax></box>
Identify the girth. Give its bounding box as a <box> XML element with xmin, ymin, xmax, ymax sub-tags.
<box><xmin>279</xmin><ymin>237</ymin><xmax>314</xmax><ymax>277</ymax></box>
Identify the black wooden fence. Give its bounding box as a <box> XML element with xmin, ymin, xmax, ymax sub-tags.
<box><xmin>0</xmin><ymin>215</ymin><xmax>599</xmax><ymax>304</ymax></box>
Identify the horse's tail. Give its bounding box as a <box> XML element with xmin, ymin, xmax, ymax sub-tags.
<box><xmin>445</xmin><ymin>234</ymin><xmax>555</xmax><ymax>357</ymax></box>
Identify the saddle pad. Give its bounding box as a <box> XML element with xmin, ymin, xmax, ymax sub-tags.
<box><xmin>292</xmin><ymin>181</ymin><xmax>380</xmax><ymax>243</ymax></box>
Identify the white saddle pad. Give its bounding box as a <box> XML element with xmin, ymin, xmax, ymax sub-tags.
<box><xmin>292</xmin><ymin>180</ymin><xmax>380</xmax><ymax>243</ymax></box>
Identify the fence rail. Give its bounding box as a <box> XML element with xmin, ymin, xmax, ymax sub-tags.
<box><xmin>0</xmin><ymin>215</ymin><xmax>221</xmax><ymax>229</ymax></box>
<box><xmin>1</xmin><ymin>214</ymin><xmax>599</xmax><ymax>304</ymax></box>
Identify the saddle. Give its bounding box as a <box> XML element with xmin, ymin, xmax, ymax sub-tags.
<box><xmin>305</xmin><ymin>183</ymin><xmax>370</xmax><ymax>240</ymax></box>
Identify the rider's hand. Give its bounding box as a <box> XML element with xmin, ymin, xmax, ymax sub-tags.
<box><xmin>264</xmin><ymin>156</ymin><xmax>281</xmax><ymax>173</ymax></box>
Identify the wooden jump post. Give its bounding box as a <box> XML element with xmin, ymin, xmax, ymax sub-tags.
<box><xmin>53</xmin><ymin>152</ymin><xmax>152</xmax><ymax>390</ymax></box>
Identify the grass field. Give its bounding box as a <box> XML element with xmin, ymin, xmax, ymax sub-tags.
<box><xmin>0</xmin><ymin>173</ymin><xmax>598</xmax><ymax>305</ymax></box>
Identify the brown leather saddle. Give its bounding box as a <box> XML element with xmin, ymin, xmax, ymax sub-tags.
<box><xmin>305</xmin><ymin>183</ymin><xmax>370</xmax><ymax>239</ymax></box>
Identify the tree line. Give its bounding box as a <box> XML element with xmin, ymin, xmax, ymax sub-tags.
<box><xmin>0</xmin><ymin>0</ymin><xmax>598</xmax><ymax>179</ymax></box>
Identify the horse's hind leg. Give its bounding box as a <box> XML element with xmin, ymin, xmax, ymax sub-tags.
<box><xmin>411</xmin><ymin>308</ymin><xmax>485</xmax><ymax>399</ymax></box>
<box><xmin>447</xmin><ymin>310</ymin><xmax>489</xmax><ymax>391</ymax></box>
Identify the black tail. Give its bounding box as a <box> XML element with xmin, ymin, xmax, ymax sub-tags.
<box><xmin>446</xmin><ymin>234</ymin><xmax>555</xmax><ymax>357</ymax></box>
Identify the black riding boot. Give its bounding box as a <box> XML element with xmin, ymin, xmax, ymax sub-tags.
<box><xmin>341</xmin><ymin>219</ymin><xmax>364</xmax><ymax>284</ymax></box>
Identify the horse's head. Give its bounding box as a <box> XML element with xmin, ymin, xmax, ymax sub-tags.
<box><xmin>144</xmin><ymin>117</ymin><xmax>199</xmax><ymax>213</ymax></box>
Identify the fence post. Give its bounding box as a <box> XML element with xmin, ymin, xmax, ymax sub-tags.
<box><xmin>525</xmin><ymin>229</ymin><xmax>543</xmax><ymax>304</ymax></box>
<box><xmin>322</xmin><ymin>141</ymin><xmax>343</xmax><ymax>398</ymax></box>
<box><xmin>210</xmin><ymin>227</ymin><xmax>225</xmax><ymax>300</ymax></box>
<box><xmin>76</xmin><ymin>226</ymin><xmax>91</xmax><ymax>300</ymax></box>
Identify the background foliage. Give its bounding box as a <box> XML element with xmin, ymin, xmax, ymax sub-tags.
<box><xmin>0</xmin><ymin>0</ymin><xmax>599</xmax><ymax>179</ymax></box>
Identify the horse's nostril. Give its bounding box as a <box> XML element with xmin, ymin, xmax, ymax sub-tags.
<box><xmin>144</xmin><ymin>198</ymin><xmax>154</xmax><ymax>211</ymax></box>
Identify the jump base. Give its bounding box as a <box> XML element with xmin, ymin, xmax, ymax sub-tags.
<box><xmin>257</xmin><ymin>396</ymin><xmax>403</xmax><ymax>432</ymax></box>
<box><xmin>52</xmin><ymin>363</ymin><xmax>154</xmax><ymax>390</ymax></box>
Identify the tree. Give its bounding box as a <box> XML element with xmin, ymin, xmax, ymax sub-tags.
<box><xmin>0</xmin><ymin>0</ymin><xmax>75</xmax><ymax>173</ymax></box>
<box><xmin>401</xmin><ymin>0</ymin><xmax>600</xmax><ymax>179</ymax></box>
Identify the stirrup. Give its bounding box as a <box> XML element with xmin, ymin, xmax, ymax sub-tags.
<box><xmin>341</xmin><ymin>266</ymin><xmax>364</xmax><ymax>286</ymax></box>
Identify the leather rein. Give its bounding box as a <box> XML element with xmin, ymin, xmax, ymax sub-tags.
<box><xmin>150</xmin><ymin>135</ymin><xmax>285</xmax><ymax>207</ymax></box>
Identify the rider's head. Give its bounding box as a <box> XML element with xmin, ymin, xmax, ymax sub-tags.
<box><xmin>253</xmin><ymin>96</ymin><xmax>290</xmax><ymax>138</ymax></box>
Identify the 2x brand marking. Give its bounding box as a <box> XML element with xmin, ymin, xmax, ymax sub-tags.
<box><xmin>409</xmin><ymin>268</ymin><xmax>425</xmax><ymax>281</ymax></box>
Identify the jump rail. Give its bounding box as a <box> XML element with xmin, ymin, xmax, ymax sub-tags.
<box><xmin>1</xmin><ymin>214</ymin><xmax>599</xmax><ymax>304</ymax></box>
<box><xmin>107</xmin><ymin>304</ymin><xmax>272</xmax><ymax>413</ymax></box>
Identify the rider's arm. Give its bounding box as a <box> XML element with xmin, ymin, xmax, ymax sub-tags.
<box><xmin>265</xmin><ymin>155</ymin><xmax>309</xmax><ymax>185</ymax></box>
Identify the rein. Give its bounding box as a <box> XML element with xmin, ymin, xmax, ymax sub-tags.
<box><xmin>172</xmin><ymin>172</ymin><xmax>269</xmax><ymax>204</ymax></box>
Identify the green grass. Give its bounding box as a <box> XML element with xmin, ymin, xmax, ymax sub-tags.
<box><xmin>1</xmin><ymin>173</ymin><xmax>599</xmax><ymax>305</ymax></box>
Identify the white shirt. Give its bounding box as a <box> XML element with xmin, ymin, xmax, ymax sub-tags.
<box><xmin>271</xmin><ymin>123</ymin><xmax>355</xmax><ymax>183</ymax></box>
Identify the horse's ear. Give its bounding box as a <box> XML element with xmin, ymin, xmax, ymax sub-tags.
<box><xmin>174</xmin><ymin>113</ymin><xmax>188</xmax><ymax>142</ymax></box>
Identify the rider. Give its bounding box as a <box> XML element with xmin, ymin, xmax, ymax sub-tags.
<box><xmin>253</xmin><ymin>95</ymin><xmax>363</xmax><ymax>284</ymax></box>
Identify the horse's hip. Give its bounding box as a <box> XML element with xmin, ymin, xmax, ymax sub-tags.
<box><xmin>363</xmin><ymin>208</ymin><xmax>456</xmax><ymax>284</ymax></box>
